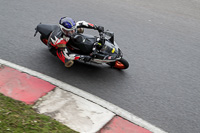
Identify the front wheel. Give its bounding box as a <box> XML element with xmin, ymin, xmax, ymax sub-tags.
<box><xmin>107</xmin><ymin>58</ymin><xmax>129</xmax><ymax>69</ymax></box>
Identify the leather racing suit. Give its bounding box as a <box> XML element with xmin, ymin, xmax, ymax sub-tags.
<box><xmin>47</xmin><ymin>21</ymin><xmax>104</xmax><ymax>67</ymax></box>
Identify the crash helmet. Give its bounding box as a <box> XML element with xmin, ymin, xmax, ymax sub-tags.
<box><xmin>59</xmin><ymin>17</ymin><xmax>76</xmax><ymax>36</ymax></box>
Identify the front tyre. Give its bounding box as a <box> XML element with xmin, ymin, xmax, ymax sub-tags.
<box><xmin>108</xmin><ymin>58</ymin><xmax>129</xmax><ymax>69</ymax></box>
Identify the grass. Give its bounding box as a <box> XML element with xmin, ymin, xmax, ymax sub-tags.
<box><xmin>0</xmin><ymin>93</ymin><xmax>78</xmax><ymax>133</ymax></box>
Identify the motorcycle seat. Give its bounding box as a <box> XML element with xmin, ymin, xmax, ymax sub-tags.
<box><xmin>36</xmin><ymin>24</ymin><xmax>59</xmax><ymax>38</ymax></box>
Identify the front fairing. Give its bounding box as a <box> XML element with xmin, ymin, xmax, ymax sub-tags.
<box><xmin>99</xmin><ymin>41</ymin><xmax>122</xmax><ymax>59</ymax></box>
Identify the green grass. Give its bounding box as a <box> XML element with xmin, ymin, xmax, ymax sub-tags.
<box><xmin>0</xmin><ymin>93</ymin><xmax>78</xmax><ymax>133</ymax></box>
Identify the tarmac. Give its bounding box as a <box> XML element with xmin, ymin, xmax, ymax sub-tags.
<box><xmin>0</xmin><ymin>59</ymin><xmax>167</xmax><ymax>133</ymax></box>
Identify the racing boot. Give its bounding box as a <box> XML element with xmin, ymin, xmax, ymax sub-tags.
<box><xmin>64</xmin><ymin>59</ymin><xmax>74</xmax><ymax>68</ymax></box>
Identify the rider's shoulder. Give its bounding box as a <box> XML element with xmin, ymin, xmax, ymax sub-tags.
<box><xmin>50</xmin><ymin>28</ymin><xmax>62</xmax><ymax>39</ymax></box>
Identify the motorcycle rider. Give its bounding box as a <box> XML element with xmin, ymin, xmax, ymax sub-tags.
<box><xmin>47</xmin><ymin>16</ymin><xmax>105</xmax><ymax>67</ymax></box>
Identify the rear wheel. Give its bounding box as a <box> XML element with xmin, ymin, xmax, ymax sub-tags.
<box><xmin>40</xmin><ymin>35</ymin><xmax>48</xmax><ymax>45</ymax></box>
<box><xmin>107</xmin><ymin>58</ymin><xmax>129</xmax><ymax>69</ymax></box>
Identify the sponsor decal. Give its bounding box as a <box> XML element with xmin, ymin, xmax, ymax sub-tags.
<box><xmin>88</xmin><ymin>23</ymin><xmax>94</xmax><ymax>27</ymax></box>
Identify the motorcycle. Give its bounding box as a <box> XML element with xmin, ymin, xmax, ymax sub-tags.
<box><xmin>34</xmin><ymin>23</ymin><xmax>129</xmax><ymax>69</ymax></box>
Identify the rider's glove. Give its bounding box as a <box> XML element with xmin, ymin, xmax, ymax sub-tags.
<box><xmin>97</xmin><ymin>26</ymin><xmax>104</xmax><ymax>32</ymax></box>
<box><xmin>93</xmin><ymin>42</ymin><xmax>103</xmax><ymax>50</ymax></box>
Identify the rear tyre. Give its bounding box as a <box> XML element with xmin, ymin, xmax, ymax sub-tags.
<box><xmin>107</xmin><ymin>58</ymin><xmax>129</xmax><ymax>69</ymax></box>
<box><xmin>40</xmin><ymin>35</ymin><xmax>48</xmax><ymax>45</ymax></box>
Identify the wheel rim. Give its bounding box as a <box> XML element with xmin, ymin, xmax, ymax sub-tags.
<box><xmin>114</xmin><ymin>61</ymin><xmax>125</xmax><ymax>69</ymax></box>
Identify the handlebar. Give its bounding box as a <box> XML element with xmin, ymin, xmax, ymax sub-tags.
<box><xmin>98</xmin><ymin>29</ymin><xmax>114</xmax><ymax>45</ymax></box>
<box><xmin>99</xmin><ymin>32</ymin><xmax>104</xmax><ymax>38</ymax></box>
<box><xmin>99</xmin><ymin>32</ymin><xmax>105</xmax><ymax>45</ymax></box>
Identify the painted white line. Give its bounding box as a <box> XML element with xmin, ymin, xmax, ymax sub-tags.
<box><xmin>0</xmin><ymin>59</ymin><xmax>167</xmax><ymax>133</ymax></box>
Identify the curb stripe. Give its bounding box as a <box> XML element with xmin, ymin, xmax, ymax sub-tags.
<box><xmin>0</xmin><ymin>59</ymin><xmax>167</xmax><ymax>133</ymax></box>
<box><xmin>99</xmin><ymin>116</ymin><xmax>152</xmax><ymax>133</ymax></box>
<box><xmin>0</xmin><ymin>66</ymin><xmax>55</xmax><ymax>104</ymax></box>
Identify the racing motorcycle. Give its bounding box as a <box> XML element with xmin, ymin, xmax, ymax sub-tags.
<box><xmin>34</xmin><ymin>23</ymin><xmax>129</xmax><ymax>69</ymax></box>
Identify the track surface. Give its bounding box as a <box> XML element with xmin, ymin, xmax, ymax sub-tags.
<box><xmin>0</xmin><ymin>0</ymin><xmax>200</xmax><ymax>132</ymax></box>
